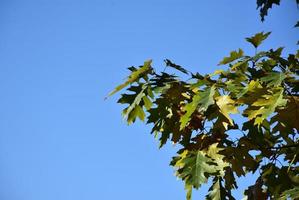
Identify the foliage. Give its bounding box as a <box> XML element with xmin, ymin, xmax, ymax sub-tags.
<box><xmin>109</xmin><ymin>32</ymin><xmax>299</xmax><ymax>199</ymax></box>
<box><xmin>256</xmin><ymin>0</ymin><xmax>299</xmax><ymax>21</ymax></box>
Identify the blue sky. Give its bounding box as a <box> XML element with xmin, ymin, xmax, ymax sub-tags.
<box><xmin>0</xmin><ymin>1</ymin><xmax>298</xmax><ymax>199</ymax></box>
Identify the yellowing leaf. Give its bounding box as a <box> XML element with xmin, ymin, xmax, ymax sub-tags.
<box><xmin>216</xmin><ymin>95</ymin><xmax>238</xmax><ymax>126</ymax></box>
<box><xmin>142</xmin><ymin>95</ymin><xmax>152</xmax><ymax>110</ymax></box>
<box><xmin>244</xmin><ymin>88</ymin><xmax>287</xmax><ymax>126</ymax></box>
<box><xmin>135</xmin><ymin>105</ymin><xmax>146</xmax><ymax>121</ymax></box>
<box><xmin>238</xmin><ymin>80</ymin><xmax>268</xmax><ymax>105</ymax></box>
<box><xmin>206</xmin><ymin>143</ymin><xmax>229</xmax><ymax>176</ymax></box>
<box><xmin>206</xmin><ymin>178</ymin><xmax>222</xmax><ymax>200</ymax></box>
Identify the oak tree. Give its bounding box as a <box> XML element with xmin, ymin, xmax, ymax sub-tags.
<box><xmin>108</xmin><ymin>1</ymin><xmax>299</xmax><ymax>199</ymax></box>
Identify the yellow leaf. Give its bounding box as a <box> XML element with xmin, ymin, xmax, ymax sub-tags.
<box><xmin>216</xmin><ymin>95</ymin><xmax>238</xmax><ymax>126</ymax></box>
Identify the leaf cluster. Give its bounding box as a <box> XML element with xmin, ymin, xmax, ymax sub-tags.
<box><xmin>109</xmin><ymin>32</ymin><xmax>299</xmax><ymax>199</ymax></box>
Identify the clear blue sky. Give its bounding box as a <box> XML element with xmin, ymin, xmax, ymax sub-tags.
<box><xmin>0</xmin><ymin>1</ymin><xmax>298</xmax><ymax>199</ymax></box>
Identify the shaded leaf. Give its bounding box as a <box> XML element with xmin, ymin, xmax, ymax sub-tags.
<box><xmin>256</xmin><ymin>0</ymin><xmax>280</xmax><ymax>21</ymax></box>
<box><xmin>272</xmin><ymin>96</ymin><xmax>299</xmax><ymax>131</ymax></box>
<box><xmin>244</xmin><ymin>177</ymin><xmax>267</xmax><ymax>200</ymax></box>
<box><xmin>147</xmin><ymin>82</ymin><xmax>190</xmax><ymax>147</ymax></box>
<box><xmin>261</xmin><ymin>165</ymin><xmax>296</xmax><ymax>199</ymax></box>
<box><xmin>165</xmin><ymin>59</ymin><xmax>189</xmax><ymax>74</ymax></box>
<box><xmin>279</xmin><ymin>186</ymin><xmax>299</xmax><ymax>200</ymax></box>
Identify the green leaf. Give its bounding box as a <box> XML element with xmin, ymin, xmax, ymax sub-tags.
<box><xmin>279</xmin><ymin>186</ymin><xmax>299</xmax><ymax>200</ymax></box>
<box><xmin>246</xmin><ymin>32</ymin><xmax>271</xmax><ymax>48</ymax></box>
<box><xmin>174</xmin><ymin>150</ymin><xmax>213</xmax><ymax>188</ymax></box>
<box><xmin>206</xmin><ymin>143</ymin><xmax>229</xmax><ymax>174</ymax></box>
<box><xmin>209</xmin><ymin>70</ymin><xmax>225</xmax><ymax>77</ymax></box>
<box><xmin>123</xmin><ymin>90</ymin><xmax>144</xmax><ymax>121</ymax></box>
<box><xmin>260</xmin><ymin>72</ymin><xmax>286</xmax><ymax>87</ymax></box>
<box><xmin>134</xmin><ymin>105</ymin><xmax>145</xmax><ymax>121</ymax></box>
<box><xmin>142</xmin><ymin>95</ymin><xmax>152</xmax><ymax>110</ymax></box>
<box><xmin>185</xmin><ymin>184</ymin><xmax>193</xmax><ymax>200</ymax></box>
<box><xmin>107</xmin><ymin>60</ymin><xmax>152</xmax><ymax>97</ymax></box>
<box><xmin>111</xmin><ymin>32</ymin><xmax>299</xmax><ymax>199</ymax></box>
<box><xmin>147</xmin><ymin>82</ymin><xmax>190</xmax><ymax>147</ymax></box>
<box><xmin>164</xmin><ymin>59</ymin><xmax>189</xmax><ymax>74</ymax></box>
<box><xmin>261</xmin><ymin>165</ymin><xmax>296</xmax><ymax>199</ymax></box>
<box><xmin>180</xmin><ymin>86</ymin><xmax>215</xmax><ymax>130</ymax></box>
<box><xmin>230</xmin><ymin>59</ymin><xmax>249</xmax><ymax>71</ymax></box>
<box><xmin>172</xmin><ymin>144</ymin><xmax>229</xmax><ymax>200</ymax></box>
<box><xmin>238</xmin><ymin>80</ymin><xmax>268</xmax><ymax>105</ymax></box>
<box><xmin>118</xmin><ymin>84</ymin><xmax>149</xmax><ymax>124</ymax></box>
<box><xmin>218</xmin><ymin>49</ymin><xmax>244</xmax><ymax>65</ymax></box>
<box><xmin>206</xmin><ymin>177</ymin><xmax>235</xmax><ymax>200</ymax></box>
<box><xmin>244</xmin><ymin>88</ymin><xmax>287</xmax><ymax>126</ymax></box>
<box><xmin>207</xmin><ymin>178</ymin><xmax>222</xmax><ymax>200</ymax></box>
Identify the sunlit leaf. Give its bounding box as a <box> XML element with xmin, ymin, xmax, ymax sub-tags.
<box><xmin>180</xmin><ymin>86</ymin><xmax>215</xmax><ymax>130</ymax></box>
<box><xmin>112</xmin><ymin>29</ymin><xmax>299</xmax><ymax>200</ymax></box>
<box><xmin>260</xmin><ymin>72</ymin><xmax>286</xmax><ymax>87</ymax></box>
<box><xmin>108</xmin><ymin>60</ymin><xmax>152</xmax><ymax>97</ymax></box>
<box><xmin>246</xmin><ymin>32</ymin><xmax>271</xmax><ymax>48</ymax></box>
<box><xmin>244</xmin><ymin>88</ymin><xmax>287</xmax><ymax>125</ymax></box>
<box><xmin>218</xmin><ymin>49</ymin><xmax>244</xmax><ymax>65</ymax></box>
<box><xmin>215</xmin><ymin>95</ymin><xmax>238</xmax><ymax>127</ymax></box>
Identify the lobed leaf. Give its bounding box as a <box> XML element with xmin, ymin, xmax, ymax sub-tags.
<box><xmin>246</xmin><ymin>32</ymin><xmax>271</xmax><ymax>48</ymax></box>
<box><xmin>218</xmin><ymin>49</ymin><xmax>244</xmax><ymax>65</ymax></box>
<box><xmin>260</xmin><ymin>72</ymin><xmax>286</xmax><ymax>87</ymax></box>
<box><xmin>164</xmin><ymin>59</ymin><xmax>189</xmax><ymax>74</ymax></box>
<box><xmin>244</xmin><ymin>88</ymin><xmax>287</xmax><ymax>126</ymax></box>
<box><xmin>279</xmin><ymin>186</ymin><xmax>299</xmax><ymax>200</ymax></box>
<box><xmin>107</xmin><ymin>60</ymin><xmax>152</xmax><ymax>97</ymax></box>
<box><xmin>180</xmin><ymin>86</ymin><xmax>215</xmax><ymax>130</ymax></box>
<box><xmin>215</xmin><ymin>95</ymin><xmax>238</xmax><ymax>128</ymax></box>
